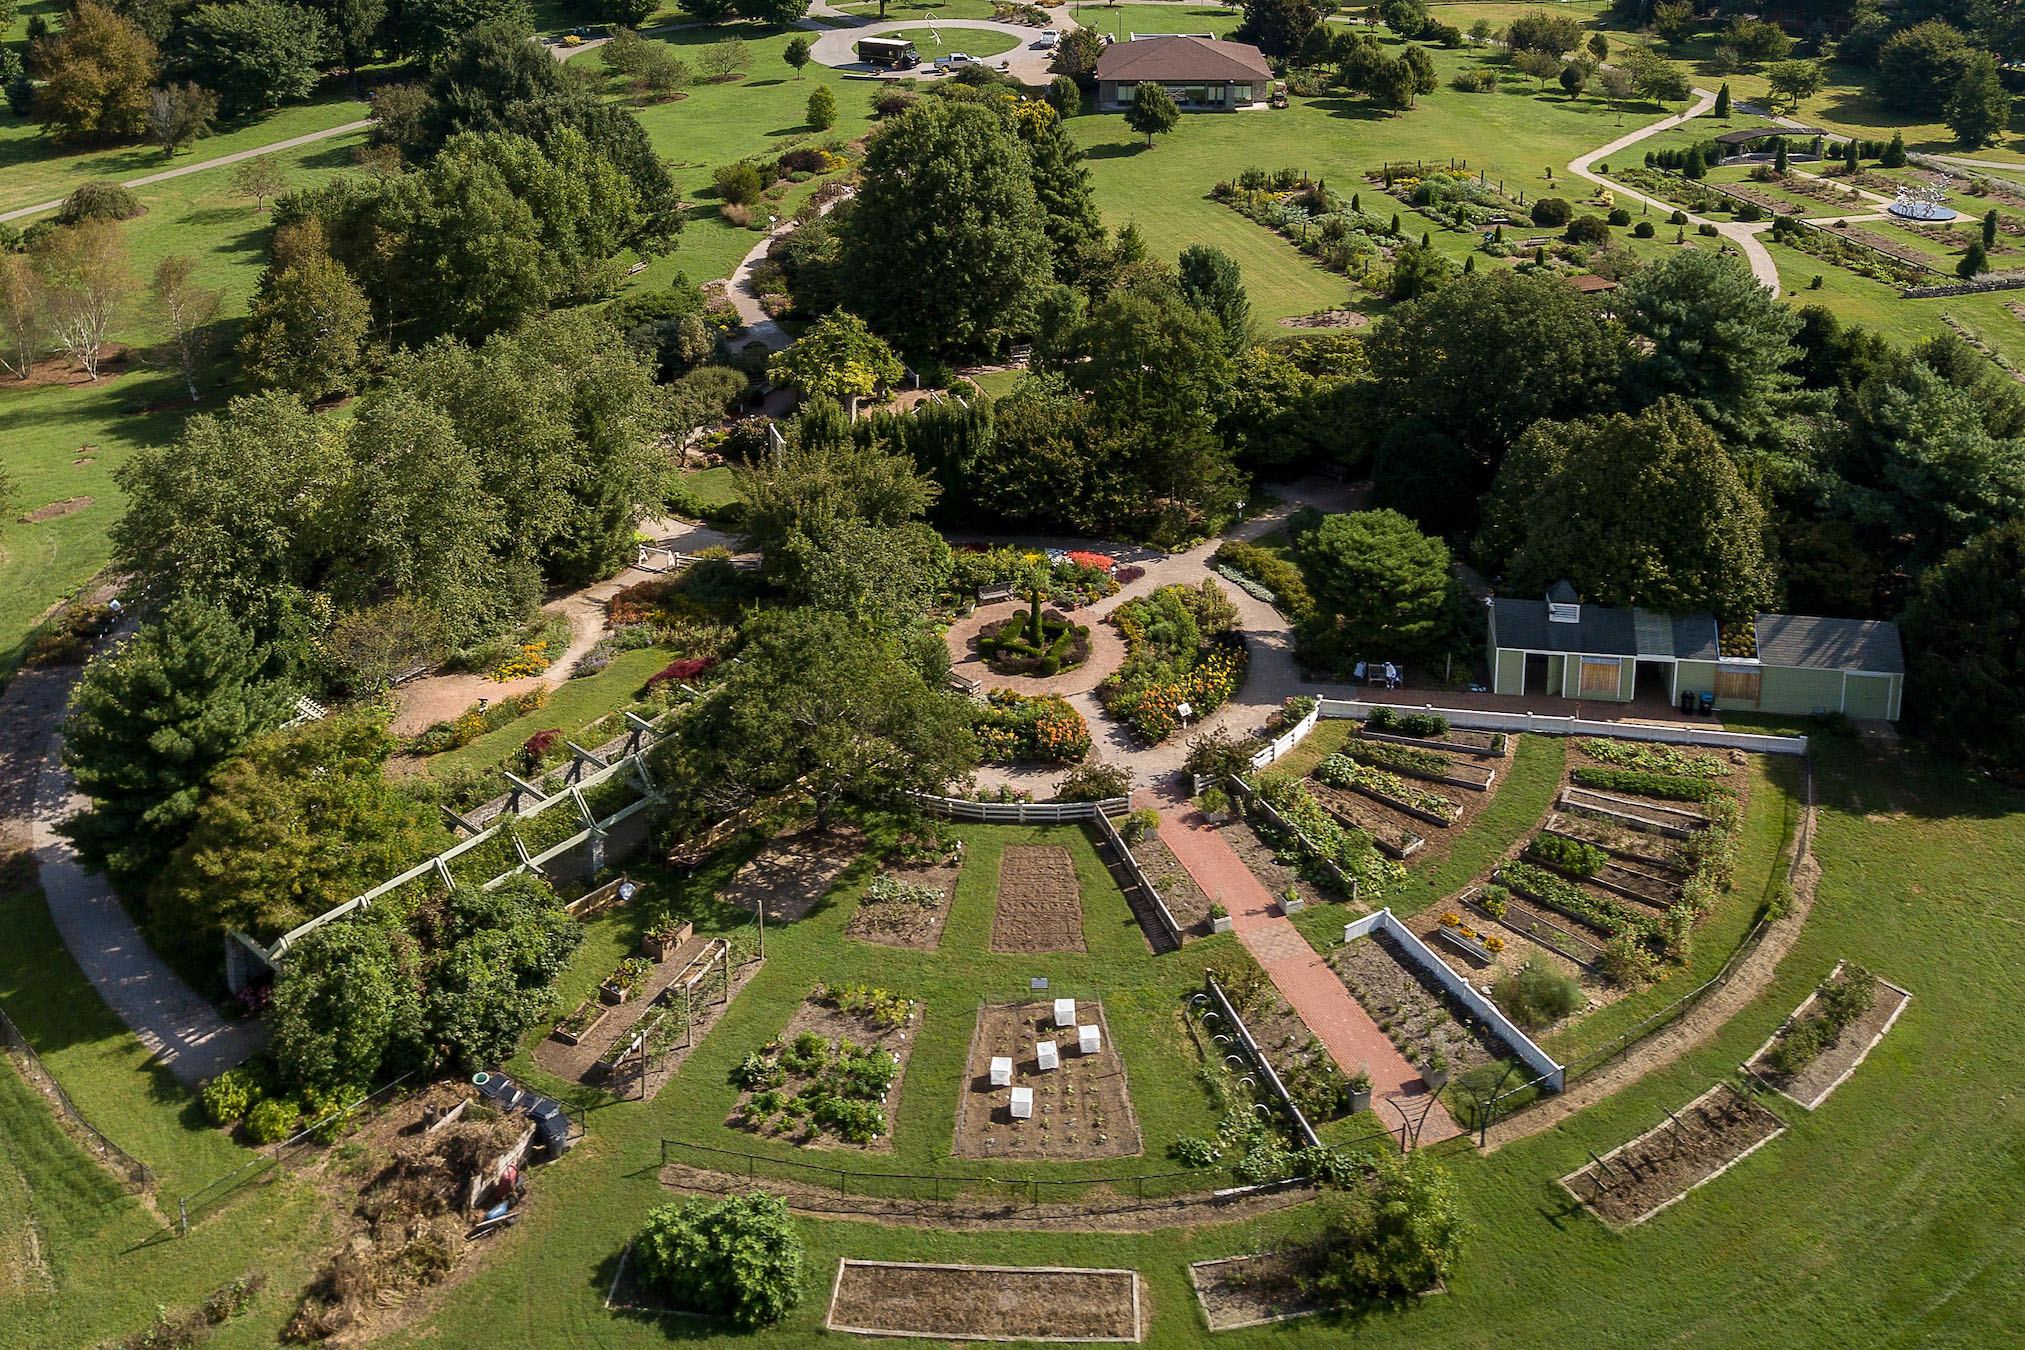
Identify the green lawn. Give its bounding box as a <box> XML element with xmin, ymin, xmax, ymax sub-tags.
<box><xmin>885</xmin><ymin>25</ymin><xmax>1023</xmax><ymax>58</ymax></box>
<box><xmin>677</xmin><ymin>464</ymin><xmax>743</xmax><ymax>507</ymax></box>
<box><xmin>1071</xmin><ymin>4</ymin><xmax>1240</xmax><ymax>40</ymax></box>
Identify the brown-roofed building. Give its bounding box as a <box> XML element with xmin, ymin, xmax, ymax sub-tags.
<box><xmin>1094</xmin><ymin>35</ymin><xmax>1273</xmax><ymax>112</ymax></box>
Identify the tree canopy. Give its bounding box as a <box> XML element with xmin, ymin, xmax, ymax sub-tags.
<box><xmin>1901</xmin><ymin>521</ymin><xmax>2025</xmax><ymax>770</ymax></box>
<box><xmin>1295</xmin><ymin>509</ymin><xmax>1460</xmax><ymax>666</ymax></box>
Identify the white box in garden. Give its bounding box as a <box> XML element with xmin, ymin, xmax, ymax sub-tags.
<box><xmin>989</xmin><ymin>1056</ymin><xmax>1014</xmax><ymax>1087</ymax></box>
<box><xmin>1079</xmin><ymin>1024</ymin><xmax>1101</xmax><ymax>1055</ymax></box>
<box><xmin>1054</xmin><ymin>998</ymin><xmax>1076</xmax><ymax>1028</ymax></box>
<box><xmin>1036</xmin><ymin>1040</ymin><xmax>1059</xmax><ymax>1071</ymax></box>
<box><xmin>1010</xmin><ymin>1086</ymin><xmax>1034</xmax><ymax>1118</ymax></box>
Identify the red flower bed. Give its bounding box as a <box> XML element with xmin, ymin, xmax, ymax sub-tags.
<box><xmin>646</xmin><ymin>656</ymin><xmax>717</xmax><ymax>689</ymax></box>
<box><xmin>1066</xmin><ymin>551</ymin><xmax>1116</xmax><ymax>572</ymax></box>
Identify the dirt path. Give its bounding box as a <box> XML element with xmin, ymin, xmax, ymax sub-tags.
<box><xmin>1480</xmin><ymin>766</ymin><xmax>1819</xmax><ymax>1152</ymax></box>
<box><xmin>0</xmin><ymin>119</ymin><xmax>374</xmax><ymax>223</ymax></box>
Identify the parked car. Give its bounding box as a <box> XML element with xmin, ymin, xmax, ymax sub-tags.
<box><xmin>1036</xmin><ymin>28</ymin><xmax>1060</xmax><ymax>47</ymax></box>
<box><xmin>944</xmin><ymin>51</ymin><xmax>978</xmax><ymax>67</ymax></box>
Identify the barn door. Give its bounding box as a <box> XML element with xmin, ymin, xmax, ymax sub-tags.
<box><xmin>1714</xmin><ymin>667</ymin><xmax>1762</xmax><ymax>705</ymax></box>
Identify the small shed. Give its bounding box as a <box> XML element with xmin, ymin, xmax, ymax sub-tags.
<box><xmin>1688</xmin><ymin>614</ymin><xmax>1904</xmax><ymax>720</ymax></box>
<box><xmin>1487</xmin><ymin>582</ymin><xmax>1718</xmax><ymax>705</ymax></box>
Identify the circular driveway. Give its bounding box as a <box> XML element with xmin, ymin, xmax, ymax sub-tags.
<box><xmin>808</xmin><ymin>18</ymin><xmax>1065</xmax><ymax>83</ymax></box>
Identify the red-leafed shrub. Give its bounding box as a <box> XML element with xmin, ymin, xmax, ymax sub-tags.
<box><xmin>1066</xmin><ymin>551</ymin><xmax>1115</xmax><ymax>572</ymax></box>
<box><xmin>647</xmin><ymin>656</ymin><xmax>717</xmax><ymax>689</ymax></box>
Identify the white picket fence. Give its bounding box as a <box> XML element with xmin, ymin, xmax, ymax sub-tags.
<box><xmin>1091</xmin><ymin>808</ymin><xmax>1183</xmax><ymax>948</ymax></box>
<box><xmin>1314</xmin><ymin>699</ymin><xmax>1807</xmax><ymax>756</ymax></box>
<box><xmin>908</xmin><ymin>793</ymin><xmax>1130</xmax><ymax>824</ymax></box>
<box><xmin>1248</xmin><ymin>705</ymin><xmax>1322</xmax><ymax>770</ymax></box>
<box><xmin>1343</xmin><ymin>908</ymin><xmax>1565</xmax><ymax>1093</ymax></box>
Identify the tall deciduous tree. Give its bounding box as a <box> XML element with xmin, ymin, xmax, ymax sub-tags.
<box><xmin>1767</xmin><ymin>59</ymin><xmax>1824</xmax><ymax>114</ymax></box>
<box><xmin>767</xmin><ymin>310</ymin><xmax>904</xmax><ymax>404</ymax></box>
<box><xmin>1505</xmin><ymin>7</ymin><xmax>1582</xmax><ymax>55</ymax></box>
<box><xmin>147</xmin><ymin>253</ymin><xmax>221</xmax><ymax>401</ymax></box>
<box><xmin>29</xmin><ymin>2</ymin><xmax>159</xmax><ymax>142</ymax></box>
<box><xmin>1876</xmin><ymin>20</ymin><xmax>1971</xmax><ymax>116</ymax></box>
<box><xmin>173</xmin><ymin>0</ymin><xmax>329</xmax><ymax>115</ymax></box>
<box><xmin>268</xmin><ymin>918</ymin><xmax>424</xmax><ymax>1091</ymax></box>
<box><xmin>231</xmin><ymin>154</ymin><xmax>289</xmax><ymax>210</ymax></box>
<box><xmin>400</xmin><ymin>0</ymin><xmax>530</xmax><ymax>64</ymax></box>
<box><xmin>1126</xmin><ymin>81</ymin><xmax>1180</xmax><ymax>144</ymax></box>
<box><xmin>1295</xmin><ymin>508</ymin><xmax>1460</xmax><ymax>665</ymax></box>
<box><xmin>1233</xmin><ymin>0</ymin><xmax>1322</xmax><ymax>58</ymax></box>
<box><xmin>839</xmin><ymin>101</ymin><xmax>1051</xmax><ymax>354</ymax></box>
<box><xmin>61</xmin><ymin>601</ymin><xmax>294</xmax><ymax>885</ymax></box>
<box><xmin>0</xmin><ymin>253</ymin><xmax>45</xmax><ymax>380</ymax></box>
<box><xmin>1946</xmin><ymin>49</ymin><xmax>2011</xmax><ymax>147</ymax></box>
<box><xmin>1901</xmin><ymin>522</ymin><xmax>2025</xmax><ymax>769</ymax></box>
<box><xmin>1480</xmin><ymin>397</ymin><xmax>1775</xmax><ymax>622</ymax></box>
<box><xmin>34</xmin><ymin>219</ymin><xmax>134</xmax><ymax>381</ymax></box>
<box><xmin>146</xmin><ymin>81</ymin><xmax>217</xmax><ymax>154</ymax></box>
<box><xmin>421</xmin><ymin>877</ymin><xmax>582</xmax><ymax>1071</ymax></box>
<box><xmin>663</xmin><ymin>608</ymin><xmax>978</xmax><ymax>829</ymax></box>
<box><xmin>238</xmin><ymin>228</ymin><xmax>373</xmax><ymax>399</ymax></box>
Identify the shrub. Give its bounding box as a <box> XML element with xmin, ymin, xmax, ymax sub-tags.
<box><xmin>243</xmin><ymin>1096</ymin><xmax>299</xmax><ymax>1144</ymax></box>
<box><xmin>1668</xmin><ymin>208</ymin><xmax>1690</xmax><ymax>225</ymax></box>
<box><xmin>1735</xmin><ymin>201</ymin><xmax>1764</xmax><ymax>222</ymax></box>
<box><xmin>1530</xmin><ymin>196</ymin><xmax>1572</xmax><ymax>226</ymax></box>
<box><xmin>1184</xmin><ymin>726</ymin><xmax>1260</xmax><ymax>779</ymax></box>
<box><xmin>1565</xmin><ymin>215</ymin><xmax>1611</xmax><ymax>244</ymax></box>
<box><xmin>1211</xmin><ymin>540</ymin><xmax>1315</xmax><ymax>621</ymax></box>
<box><xmin>57</xmin><ymin>181</ymin><xmax>144</xmax><ymax>224</ymax></box>
<box><xmin>1766</xmin><ymin>1013</ymin><xmax>1833</xmax><ymax>1074</ymax></box>
<box><xmin>713</xmin><ymin>161</ymin><xmax>765</xmax><ymax>205</ymax></box>
<box><xmin>200</xmin><ymin>1067</ymin><xmax>261</xmax><ymax>1125</ymax></box>
<box><xmin>1054</xmin><ymin>759</ymin><xmax>1133</xmax><ymax>802</ymax></box>
<box><xmin>1397</xmin><ymin>712</ymin><xmax>1449</xmax><ymax>738</ymax></box>
<box><xmin>1598</xmin><ymin>932</ymin><xmax>1660</xmax><ymax>985</ymax></box>
<box><xmin>1570</xmin><ymin>765</ymin><xmax>1729</xmax><ymax>802</ymax></box>
<box><xmin>1120</xmin><ymin>806</ymin><xmax>1162</xmax><ymax>844</ymax></box>
<box><xmin>1607</xmin><ymin>207</ymin><xmax>1632</xmax><ymax>226</ymax></box>
<box><xmin>631</xmin><ymin>1193</ymin><xmax>805</xmax><ymax>1326</ymax></box>
<box><xmin>806</xmin><ymin>85</ymin><xmax>837</xmax><ymax>130</ymax></box>
<box><xmin>1492</xmin><ymin>960</ymin><xmax>1585</xmax><ymax>1030</ymax></box>
<box><xmin>1634</xmin><ymin>220</ymin><xmax>1656</xmax><ymax>237</ymax></box>
<box><xmin>1170</xmin><ymin>1135</ymin><xmax>1220</xmax><ymax>1167</ymax></box>
<box><xmin>1308</xmin><ymin>1151</ymin><xmax>1465</xmax><ymax>1304</ymax></box>
<box><xmin>1697</xmin><ymin>221</ymin><xmax>1720</xmax><ymax>236</ymax></box>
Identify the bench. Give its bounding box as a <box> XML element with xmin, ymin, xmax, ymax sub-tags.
<box><xmin>976</xmin><ymin>583</ymin><xmax>1015</xmax><ymax>604</ymax></box>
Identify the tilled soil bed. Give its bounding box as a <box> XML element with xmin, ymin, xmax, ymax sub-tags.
<box><xmin>1560</xmin><ymin>1082</ymin><xmax>1785</xmax><ymax>1229</ymax></box>
<box><xmin>1330</xmin><ymin>931</ymin><xmax>1511</xmax><ymax>1077</ymax></box>
<box><xmin>1124</xmin><ymin>830</ymin><xmax>1215</xmax><ymax>935</ymax></box>
<box><xmin>1744</xmin><ymin>966</ymin><xmax>1910</xmax><ymax>1110</ymax></box>
<box><xmin>952</xmin><ymin>1001</ymin><xmax>1140</xmax><ymax>1161</ymax></box>
<box><xmin>845</xmin><ymin>862</ymin><xmax>960</xmax><ymax>951</ymax></box>
<box><xmin>991</xmin><ymin>844</ymin><xmax>1086</xmax><ymax>952</ymax></box>
<box><xmin>1311</xmin><ymin>780</ymin><xmax>1425</xmax><ymax>859</ymax></box>
<box><xmin>1190</xmin><ymin>1250</ymin><xmax>1323</xmax><ymax>1330</ymax></box>
<box><xmin>721</xmin><ymin>825</ymin><xmax>866</xmax><ymax>922</ymax></box>
<box><xmin>827</xmin><ymin>1260</ymin><xmax>1141</xmax><ymax>1341</ymax></box>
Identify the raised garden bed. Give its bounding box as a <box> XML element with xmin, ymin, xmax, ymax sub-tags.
<box><xmin>951</xmin><ymin>1001</ymin><xmax>1141</xmax><ymax>1161</ymax></box>
<box><xmin>826</xmin><ymin>1260</ymin><xmax>1142</xmax><ymax>1342</ymax></box>
<box><xmin>1311</xmin><ymin>781</ymin><xmax>1426</xmax><ymax>859</ymax></box>
<box><xmin>1466</xmin><ymin>887</ymin><xmax>1605</xmax><ymax>969</ymax></box>
<box><xmin>1359</xmin><ymin>725</ymin><xmax>1505</xmax><ymax>759</ymax></box>
<box><xmin>1496</xmin><ymin>861</ymin><xmax>1663</xmax><ymax>943</ymax></box>
<box><xmin>1541</xmin><ymin>812</ymin><xmax>1686</xmax><ymax>872</ymax></box>
<box><xmin>1743</xmin><ymin>962</ymin><xmax>1911</xmax><ymax>1111</ymax></box>
<box><xmin>1329</xmin><ymin>930</ymin><xmax>1513</xmax><ymax>1078</ymax></box>
<box><xmin>1559</xmin><ymin>1083</ymin><xmax>1785</xmax><ymax>1229</ymax></box>
<box><xmin>551</xmin><ymin>997</ymin><xmax>610</xmax><ymax>1047</ymax></box>
<box><xmin>1524</xmin><ymin>835</ymin><xmax>1681</xmax><ymax>907</ymax></box>
<box><xmin>1343</xmin><ymin>740</ymin><xmax>1497</xmax><ymax>792</ymax></box>
<box><xmin>1189</xmin><ymin>1251</ymin><xmax>1323</xmax><ymax>1331</ymax></box>
<box><xmin>1315</xmin><ymin>755</ymin><xmax>1462</xmax><ymax>827</ymax></box>
<box><xmin>1560</xmin><ymin>786</ymin><xmax>1707</xmax><ymax>838</ymax></box>
<box><xmin>599</xmin><ymin>957</ymin><xmax>654</xmax><ymax>1005</ymax></box>
<box><xmin>1433</xmin><ymin>914</ymin><xmax>1504</xmax><ymax>966</ymax></box>
<box><xmin>991</xmin><ymin>845</ymin><xmax>1085</xmax><ymax>953</ymax></box>
<box><xmin>1119</xmin><ymin>828</ymin><xmax>1217</xmax><ymax>935</ymax></box>
<box><xmin>641</xmin><ymin>919</ymin><xmax>692</xmax><ymax>962</ymax></box>
<box><xmin>845</xmin><ymin>863</ymin><xmax>959</xmax><ymax>951</ymax></box>
<box><xmin>729</xmin><ymin>983</ymin><xmax>920</xmax><ymax>1150</ymax></box>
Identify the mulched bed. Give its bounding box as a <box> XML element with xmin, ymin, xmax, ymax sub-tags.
<box><xmin>991</xmin><ymin>845</ymin><xmax>1085</xmax><ymax>953</ymax></box>
<box><xmin>951</xmin><ymin>1001</ymin><xmax>1141</xmax><ymax>1162</ymax></box>
<box><xmin>1124</xmin><ymin>830</ymin><xmax>1215</xmax><ymax>935</ymax></box>
<box><xmin>1211</xmin><ymin>818</ymin><xmax>1335</xmax><ymax>913</ymax></box>
<box><xmin>1559</xmin><ymin>1083</ymin><xmax>1785</xmax><ymax>1229</ymax></box>
<box><xmin>720</xmin><ymin>824</ymin><xmax>866</xmax><ymax>922</ymax></box>
<box><xmin>729</xmin><ymin>989</ymin><xmax>920</xmax><ymax>1152</ymax></box>
<box><xmin>1329</xmin><ymin>931</ymin><xmax>1512</xmax><ymax>1077</ymax></box>
<box><xmin>1743</xmin><ymin>965</ymin><xmax>1911</xmax><ymax>1111</ymax></box>
<box><xmin>844</xmin><ymin>861</ymin><xmax>960</xmax><ymax>951</ymax></box>
<box><xmin>826</xmin><ymin>1260</ymin><xmax>1141</xmax><ymax>1342</ymax></box>
<box><xmin>1190</xmin><ymin>1250</ymin><xmax>1323</xmax><ymax>1331</ymax></box>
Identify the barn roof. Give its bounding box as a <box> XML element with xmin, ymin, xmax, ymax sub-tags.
<box><xmin>1751</xmin><ymin>614</ymin><xmax>1903</xmax><ymax>674</ymax></box>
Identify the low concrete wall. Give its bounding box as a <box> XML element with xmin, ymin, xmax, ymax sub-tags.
<box><xmin>1316</xmin><ymin>699</ymin><xmax>1807</xmax><ymax>756</ymax></box>
<box><xmin>1341</xmin><ymin>908</ymin><xmax>1565</xmax><ymax>1093</ymax></box>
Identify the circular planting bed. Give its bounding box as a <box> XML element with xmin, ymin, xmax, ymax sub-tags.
<box><xmin>977</xmin><ymin>606</ymin><xmax>1091</xmax><ymax>677</ymax></box>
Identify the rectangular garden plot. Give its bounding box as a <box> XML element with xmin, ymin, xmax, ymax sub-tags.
<box><xmin>991</xmin><ymin>845</ymin><xmax>1086</xmax><ymax>953</ymax></box>
<box><xmin>1560</xmin><ymin>787</ymin><xmax>1707</xmax><ymax>838</ymax></box>
<box><xmin>1743</xmin><ymin>962</ymin><xmax>1911</xmax><ymax>1111</ymax></box>
<box><xmin>1310</xmin><ymin>779</ymin><xmax>1425</xmax><ymax>859</ymax></box>
<box><xmin>826</xmin><ymin>1260</ymin><xmax>1142</xmax><ymax>1342</ymax></box>
<box><xmin>1559</xmin><ymin>1083</ymin><xmax>1785</xmax><ymax>1230</ymax></box>
<box><xmin>845</xmin><ymin>862</ymin><xmax>960</xmax><ymax>951</ymax></box>
<box><xmin>1190</xmin><ymin>1252</ymin><xmax>1323</xmax><ymax>1331</ymax></box>
<box><xmin>721</xmin><ymin>824</ymin><xmax>866</xmax><ymax>922</ymax></box>
<box><xmin>1330</xmin><ymin>930</ymin><xmax>1516</xmax><ymax>1080</ymax></box>
<box><xmin>951</xmin><ymin>1001</ymin><xmax>1140</xmax><ymax>1161</ymax></box>
<box><xmin>729</xmin><ymin>984</ymin><xmax>920</xmax><ymax>1150</ymax></box>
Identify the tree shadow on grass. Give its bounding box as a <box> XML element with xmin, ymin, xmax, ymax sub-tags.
<box><xmin>1082</xmin><ymin>140</ymin><xmax>1148</xmax><ymax>160</ymax></box>
<box><xmin>1306</xmin><ymin>96</ymin><xmax>1391</xmax><ymax>123</ymax></box>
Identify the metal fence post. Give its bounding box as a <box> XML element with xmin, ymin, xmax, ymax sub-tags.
<box><xmin>179</xmin><ymin>1197</ymin><xmax>188</xmax><ymax>1237</ymax></box>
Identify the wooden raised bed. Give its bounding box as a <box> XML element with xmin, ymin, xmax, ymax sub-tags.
<box><xmin>1465</xmin><ymin>890</ymin><xmax>1604</xmax><ymax>969</ymax></box>
<box><xmin>1541</xmin><ymin>815</ymin><xmax>1686</xmax><ymax>872</ymax></box>
<box><xmin>1311</xmin><ymin>784</ymin><xmax>1425</xmax><ymax>859</ymax></box>
<box><xmin>551</xmin><ymin>997</ymin><xmax>611</xmax><ymax>1047</ymax></box>
<box><xmin>1531</xmin><ymin>853</ymin><xmax>1680</xmax><ymax>908</ymax></box>
<box><xmin>1560</xmin><ymin>787</ymin><xmax>1706</xmax><ymax>838</ymax></box>
<box><xmin>1359</xmin><ymin>726</ymin><xmax>1505</xmax><ymax>759</ymax></box>
<box><xmin>1347</xmin><ymin>780</ymin><xmax>1461</xmax><ymax>828</ymax></box>
<box><xmin>642</xmin><ymin>921</ymin><xmax>693</xmax><ymax>962</ymax></box>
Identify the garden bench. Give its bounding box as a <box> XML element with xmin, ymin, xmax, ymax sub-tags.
<box><xmin>1518</xmin><ymin>236</ymin><xmax>1550</xmax><ymax>248</ymax></box>
<box><xmin>976</xmin><ymin>582</ymin><xmax>1015</xmax><ymax>604</ymax></box>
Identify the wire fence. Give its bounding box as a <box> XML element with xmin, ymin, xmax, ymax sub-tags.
<box><xmin>0</xmin><ymin>1002</ymin><xmax>155</xmax><ymax>1193</ymax></box>
<box><xmin>143</xmin><ymin>1072</ymin><xmax>419</xmax><ymax>1244</ymax></box>
<box><xmin>1459</xmin><ymin>759</ymin><xmax>1816</xmax><ymax>1143</ymax></box>
<box><xmin>657</xmin><ymin>1136</ymin><xmax>1301</xmax><ymax>1206</ymax></box>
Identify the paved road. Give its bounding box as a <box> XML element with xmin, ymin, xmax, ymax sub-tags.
<box><xmin>0</xmin><ymin>119</ymin><xmax>373</xmax><ymax>224</ymax></box>
<box><xmin>1567</xmin><ymin>87</ymin><xmax>1783</xmax><ymax>293</ymax></box>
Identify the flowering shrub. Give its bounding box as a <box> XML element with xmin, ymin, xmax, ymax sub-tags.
<box><xmin>491</xmin><ymin>640</ymin><xmax>550</xmax><ymax>681</ymax></box>
<box><xmin>1065</xmin><ymin>551</ymin><xmax>1115</xmax><ymax>572</ymax></box>
<box><xmin>1099</xmin><ymin>582</ymin><xmax>1248</xmax><ymax>742</ymax></box>
<box><xmin>518</xmin><ymin>727</ymin><xmax>566</xmax><ymax>775</ymax></box>
<box><xmin>972</xmin><ymin>690</ymin><xmax>1091</xmax><ymax>764</ymax></box>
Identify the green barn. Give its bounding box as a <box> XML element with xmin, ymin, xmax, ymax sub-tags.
<box><xmin>1488</xmin><ymin>583</ymin><xmax>1904</xmax><ymax>721</ymax></box>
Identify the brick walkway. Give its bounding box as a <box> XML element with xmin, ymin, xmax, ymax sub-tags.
<box><xmin>1151</xmin><ymin>793</ymin><xmax>1461</xmax><ymax>1146</ymax></box>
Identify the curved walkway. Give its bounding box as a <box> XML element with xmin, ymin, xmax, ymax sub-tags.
<box><xmin>1568</xmin><ymin>86</ymin><xmax>1782</xmax><ymax>293</ymax></box>
<box><xmin>724</xmin><ymin>189</ymin><xmax>855</xmax><ymax>352</ymax></box>
<box><xmin>0</xmin><ymin>119</ymin><xmax>373</xmax><ymax>225</ymax></box>
<box><xmin>943</xmin><ymin>601</ymin><xmax>1127</xmax><ymax>696</ymax></box>
<box><xmin>15</xmin><ymin>659</ymin><xmax>265</xmax><ymax>1087</ymax></box>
